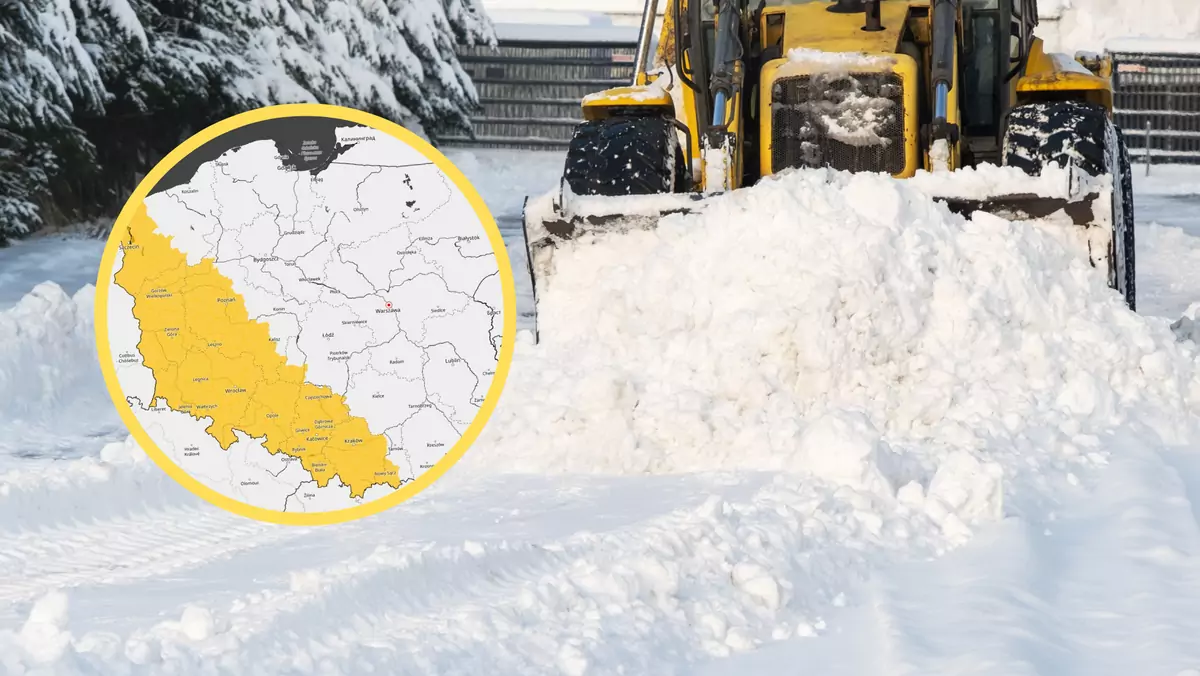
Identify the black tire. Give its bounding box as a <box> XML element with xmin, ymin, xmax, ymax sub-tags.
<box><xmin>1002</xmin><ymin>100</ymin><xmax>1108</xmax><ymax>176</ymax></box>
<box><xmin>1002</xmin><ymin>101</ymin><xmax>1136</xmax><ymax>310</ymax></box>
<box><xmin>1112</xmin><ymin>127</ymin><xmax>1136</xmax><ymax>311</ymax></box>
<box><xmin>562</xmin><ymin>116</ymin><xmax>688</xmax><ymax>197</ymax></box>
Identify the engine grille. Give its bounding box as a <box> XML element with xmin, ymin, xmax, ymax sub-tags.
<box><xmin>771</xmin><ymin>72</ymin><xmax>906</xmax><ymax>175</ymax></box>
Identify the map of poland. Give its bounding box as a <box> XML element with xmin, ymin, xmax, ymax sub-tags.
<box><xmin>96</xmin><ymin>108</ymin><xmax>514</xmax><ymax>522</ymax></box>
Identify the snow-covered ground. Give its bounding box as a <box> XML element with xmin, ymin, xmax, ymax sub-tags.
<box><xmin>1134</xmin><ymin>166</ymin><xmax>1200</xmax><ymax>321</ymax></box>
<box><xmin>4</xmin><ymin>151</ymin><xmax>1200</xmax><ymax>674</ymax></box>
<box><xmin>0</xmin><ymin>238</ymin><xmax>105</xmax><ymax>312</ymax></box>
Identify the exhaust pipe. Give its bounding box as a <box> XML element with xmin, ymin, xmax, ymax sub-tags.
<box><xmin>827</xmin><ymin>0</ymin><xmax>884</xmax><ymax>31</ymax></box>
<box><xmin>827</xmin><ymin>0</ymin><xmax>865</xmax><ymax>13</ymax></box>
<box><xmin>633</xmin><ymin>0</ymin><xmax>660</xmax><ymax>85</ymax></box>
<box><xmin>863</xmin><ymin>0</ymin><xmax>884</xmax><ymax>31</ymax></box>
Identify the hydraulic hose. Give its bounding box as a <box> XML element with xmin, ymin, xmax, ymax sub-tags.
<box><xmin>688</xmin><ymin>0</ymin><xmax>712</xmax><ymax>133</ymax></box>
<box><xmin>930</xmin><ymin>0</ymin><xmax>957</xmax><ymax>123</ymax></box>
<box><xmin>709</xmin><ymin>0</ymin><xmax>743</xmax><ymax>128</ymax></box>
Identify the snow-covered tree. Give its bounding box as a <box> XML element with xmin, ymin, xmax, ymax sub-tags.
<box><xmin>0</xmin><ymin>0</ymin><xmax>495</xmax><ymax>244</ymax></box>
<box><xmin>0</xmin><ymin>0</ymin><xmax>110</xmax><ymax>242</ymax></box>
<box><xmin>131</xmin><ymin>0</ymin><xmax>496</xmax><ymax>138</ymax></box>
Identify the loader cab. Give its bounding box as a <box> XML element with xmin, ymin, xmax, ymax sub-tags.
<box><xmin>960</xmin><ymin>0</ymin><xmax>1038</xmax><ymax>163</ymax></box>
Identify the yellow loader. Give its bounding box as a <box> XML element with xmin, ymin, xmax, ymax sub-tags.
<box><xmin>521</xmin><ymin>0</ymin><xmax>1135</xmax><ymax>339</ymax></box>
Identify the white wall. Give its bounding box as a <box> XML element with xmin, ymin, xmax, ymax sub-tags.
<box><xmin>480</xmin><ymin>0</ymin><xmax>661</xmax><ymax>43</ymax></box>
<box><xmin>1034</xmin><ymin>0</ymin><xmax>1200</xmax><ymax>54</ymax></box>
<box><xmin>481</xmin><ymin>0</ymin><xmax>653</xmax><ymax>17</ymax></box>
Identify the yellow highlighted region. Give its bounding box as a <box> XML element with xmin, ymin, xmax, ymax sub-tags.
<box><xmin>113</xmin><ymin>204</ymin><xmax>402</xmax><ymax>498</ymax></box>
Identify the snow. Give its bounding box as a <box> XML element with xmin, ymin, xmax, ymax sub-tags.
<box><xmin>929</xmin><ymin>138</ymin><xmax>950</xmax><ymax>172</ymax></box>
<box><xmin>785</xmin><ymin>47</ymin><xmax>894</xmax><ymax>69</ymax></box>
<box><xmin>0</xmin><ymin>281</ymin><xmax>123</xmax><ymax>474</ymax></box>
<box><xmin>1134</xmin><ymin>166</ymin><xmax>1200</xmax><ymax>319</ymax></box>
<box><xmin>908</xmin><ymin>161</ymin><xmax>1097</xmax><ymax>199</ymax></box>
<box><xmin>582</xmin><ymin>72</ymin><xmax>671</xmax><ymax>105</ymax></box>
<box><xmin>0</xmin><ymin>236</ymin><xmax>104</xmax><ymax>310</ymax></box>
<box><xmin>444</xmin><ymin>148</ymin><xmax>568</xmax><ymax>221</ymax></box>
<box><xmin>1036</xmin><ymin>0</ymin><xmax>1200</xmax><ymax>54</ymax></box>
<box><xmin>478</xmin><ymin>167</ymin><xmax>1199</xmax><ymax>483</ymax></box>
<box><xmin>1173</xmin><ymin>303</ymin><xmax>1200</xmax><ymax>345</ymax></box>
<box><xmin>1049</xmin><ymin>51</ymin><xmax>1094</xmax><ymax>74</ymax></box>
<box><xmin>3</xmin><ymin>149</ymin><xmax>1200</xmax><ymax>673</ymax></box>
<box><xmin>15</xmin><ymin>591</ymin><xmax>71</xmax><ymax>665</ymax></box>
<box><xmin>4</xmin><ymin>0</ymin><xmax>494</xmax><ymax>242</ymax></box>
<box><xmin>82</xmin><ymin>0</ymin><xmax>147</xmax><ymax>49</ymax></box>
<box><xmin>491</xmin><ymin>21</ymin><xmax>640</xmax><ymax>43</ymax></box>
<box><xmin>482</xmin><ymin>0</ymin><xmax>653</xmax><ymax>15</ymax></box>
<box><xmin>488</xmin><ymin>13</ymin><xmax>642</xmax><ymax>43</ymax></box>
<box><xmin>813</xmin><ymin>90</ymin><xmax>898</xmax><ymax>147</ymax></box>
<box><xmin>8</xmin><ymin>0</ymin><xmax>1200</xmax><ymax>669</ymax></box>
<box><xmin>1108</xmin><ymin>36</ymin><xmax>1200</xmax><ymax>56</ymax></box>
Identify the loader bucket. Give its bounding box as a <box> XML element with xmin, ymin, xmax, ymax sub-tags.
<box><xmin>922</xmin><ymin>162</ymin><xmax>1121</xmax><ymax>290</ymax></box>
<box><xmin>940</xmin><ymin>192</ymin><xmax>1101</xmax><ymax>223</ymax></box>
<box><xmin>520</xmin><ymin>186</ymin><xmax>708</xmax><ymax>343</ymax></box>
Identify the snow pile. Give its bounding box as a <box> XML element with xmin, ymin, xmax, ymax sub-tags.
<box><xmin>2</xmin><ymin>591</ymin><xmax>73</xmax><ymax>667</ymax></box>
<box><xmin>1173</xmin><ymin>303</ymin><xmax>1200</xmax><ymax>345</ymax></box>
<box><xmin>908</xmin><ymin>162</ymin><xmax>1098</xmax><ymax>200</ymax></box>
<box><xmin>0</xmin><ymin>282</ymin><xmax>119</xmax><ymax>465</ymax></box>
<box><xmin>1039</xmin><ymin>0</ymin><xmax>1200</xmax><ymax>53</ymax></box>
<box><xmin>474</xmin><ymin>168</ymin><xmax>1200</xmax><ymax>526</ymax></box>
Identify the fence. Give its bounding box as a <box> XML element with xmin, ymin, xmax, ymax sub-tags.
<box><xmin>1111</xmin><ymin>49</ymin><xmax>1200</xmax><ymax>166</ymax></box>
<box><xmin>444</xmin><ymin>39</ymin><xmax>639</xmax><ymax>150</ymax></box>
<box><xmin>446</xmin><ymin>36</ymin><xmax>1200</xmax><ymax>164</ymax></box>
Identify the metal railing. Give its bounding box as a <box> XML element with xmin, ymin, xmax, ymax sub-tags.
<box><xmin>1112</xmin><ymin>50</ymin><xmax>1200</xmax><ymax>166</ymax></box>
<box><xmin>445</xmin><ymin>40</ymin><xmax>639</xmax><ymax>149</ymax></box>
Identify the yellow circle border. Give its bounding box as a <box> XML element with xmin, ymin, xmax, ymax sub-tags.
<box><xmin>94</xmin><ymin>103</ymin><xmax>517</xmax><ymax>526</ymax></box>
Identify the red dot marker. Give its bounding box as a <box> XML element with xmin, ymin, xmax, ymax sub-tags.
<box><xmin>385</xmin><ymin>302</ymin><xmax>392</xmax><ymax>308</ymax></box>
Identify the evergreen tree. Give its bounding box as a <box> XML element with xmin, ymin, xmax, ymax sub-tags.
<box><xmin>128</xmin><ymin>0</ymin><xmax>494</xmax><ymax>137</ymax></box>
<box><xmin>0</xmin><ymin>0</ymin><xmax>110</xmax><ymax>242</ymax></box>
<box><xmin>0</xmin><ymin>0</ymin><xmax>494</xmax><ymax>244</ymax></box>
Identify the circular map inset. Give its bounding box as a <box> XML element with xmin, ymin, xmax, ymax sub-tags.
<box><xmin>95</xmin><ymin>104</ymin><xmax>516</xmax><ymax>525</ymax></box>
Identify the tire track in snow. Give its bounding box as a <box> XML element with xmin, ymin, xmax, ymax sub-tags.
<box><xmin>0</xmin><ymin>445</ymin><xmax>301</xmax><ymax>605</ymax></box>
<box><xmin>0</xmin><ymin>505</ymin><xmax>296</xmax><ymax>606</ymax></box>
<box><xmin>96</xmin><ymin>478</ymin><xmax>956</xmax><ymax>674</ymax></box>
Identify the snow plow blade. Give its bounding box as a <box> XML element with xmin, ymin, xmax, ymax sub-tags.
<box><xmin>521</xmin><ymin>167</ymin><xmax>1117</xmax><ymax>343</ymax></box>
<box><xmin>940</xmin><ymin>193</ymin><xmax>1101</xmax><ymax>223</ymax></box>
<box><xmin>520</xmin><ymin>189</ymin><xmax>710</xmax><ymax>343</ymax></box>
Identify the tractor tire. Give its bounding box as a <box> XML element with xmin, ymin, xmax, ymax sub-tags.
<box><xmin>562</xmin><ymin>116</ymin><xmax>689</xmax><ymax>197</ymax></box>
<box><xmin>1001</xmin><ymin>101</ymin><xmax>1136</xmax><ymax>311</ymax></box>
<box><xmin>1111</xmin><ymin>126</ymin><xmax>1136</xmax><ymax>310</ymax></box>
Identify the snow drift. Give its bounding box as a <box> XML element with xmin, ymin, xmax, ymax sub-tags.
<box><xmin>474</xmin><ymin>167</ymin><xmax>1200</xmax><ymax>526</ymax></box>
<box><xmin>0</xmin><ymin>282</ymin><xmax>120</xmax><ymax>467</ymax></box>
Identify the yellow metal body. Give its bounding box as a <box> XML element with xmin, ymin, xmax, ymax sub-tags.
<box><xmin>768</xmin><ymin>1</ymin><xmax>911</xmax><ymax>53</ymax></box>
<box><xmin>581</xmin><ymin>0</ymin><xmax>1115</xmax><ymax>192</ymax></box>
<box><xmin>581</xmin><ymin>86</ymin><xmax>674</xmax><ymax>121</ymax></box>
<box><xmin>1017</xmin><ymin>38</ymin><xmax>1114</xmax><ymax>109</ymax></box>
